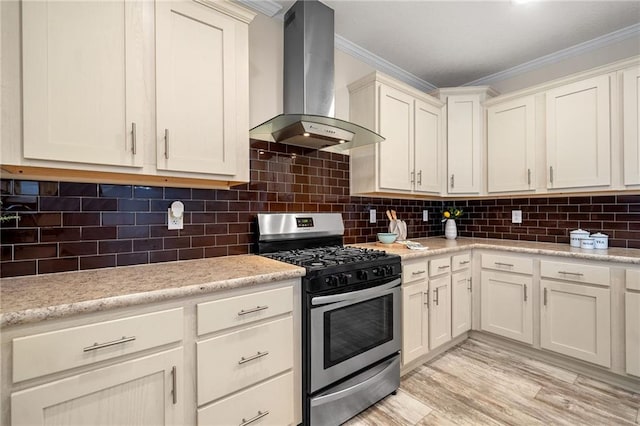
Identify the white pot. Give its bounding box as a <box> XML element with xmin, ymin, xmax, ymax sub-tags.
<box><xmin>445</xmin><ymin>219</ymin><xmax>457</xmax><ymax>240</ymax></box>
<box><xmin>570</xmin><ymin>229</ymin><xmax>589</xmax><ymax>247</ymax></box>
<box><xmin>591</xmin><ymin>232</ymin><xmax>609</xmax><ymax>249</ymax></box>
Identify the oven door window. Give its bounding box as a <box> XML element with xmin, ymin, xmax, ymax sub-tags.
<box><xmin>323</xmin><ymin>293</ymin><xmax>394</xmax><ymax>369</ymax></box>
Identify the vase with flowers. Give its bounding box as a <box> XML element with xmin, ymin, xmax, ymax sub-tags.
<box><xmin>441</xmin><ymin>206</ymin><xmax>463</xmax><ymax>240</ymax></box>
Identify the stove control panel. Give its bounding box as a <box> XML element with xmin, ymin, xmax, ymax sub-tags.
<box><xmin>319</xmin><ymin>261</ymin><xmax>400</xmax><ymax>290</ymax></box>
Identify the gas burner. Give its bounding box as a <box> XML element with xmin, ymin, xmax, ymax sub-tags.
<box><xmin>264</xmin><ymin>246</ymin><xmax>389</xmax><ymax>271</ymax></box>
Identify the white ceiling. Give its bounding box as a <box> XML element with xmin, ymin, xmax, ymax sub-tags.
<box><xmin>266</xmin><ymin>0</ymin><xmax>640</xmax><ymax>88</ymax></box>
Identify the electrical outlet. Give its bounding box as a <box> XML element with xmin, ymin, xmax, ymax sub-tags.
<box><xmin>369</xmin><ymin>209</ymin><xmax>376</xmax><ymax>224</ymax></box>
<box><xmin>423</xmin><ymin>210</ymin><xmax>429</xmax><ymax>221</ymax></box>
<box><xmin>168</xmin><ymin>201</ymin><xmax>184</xmax><ymax>230</ymax></box>
<box><xmin>512</xmin><ymin>210</ymin><xmax>522</xmax><ymax>224</ymax></box>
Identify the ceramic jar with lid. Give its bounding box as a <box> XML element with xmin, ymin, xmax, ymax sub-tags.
<box><xmin>570</xmin><ymin>229</ymin><xmax>589</xmax><ymax>247</ymax></box>
<box><xmin>591</xmin><ymin>232</ymin><xmax>609</xmax><ymax>249</ymax></box>
<box><xmin>580</xmin><ymin>237</ymin><xmax>595</xmax><ymax>249</ymax></box>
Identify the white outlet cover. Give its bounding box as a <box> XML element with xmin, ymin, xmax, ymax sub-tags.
<box><xmin>168</xmin><ymin>208</ymin><xmax>184</xmax><ymax>230</ymax></box>
<box><xmin>512</xmin><ymin>210</ymin><xmax>523</xmax><ymax>224</ymax></box>
<box><xmin>369</xmin><ymin>209</ymin><xmax>376</xmax><ymax>224</ymax></box>
<box><xmin>423</xmin><ymin>210</ymin><xmax>429</xmax><ymax>221</ymax></box>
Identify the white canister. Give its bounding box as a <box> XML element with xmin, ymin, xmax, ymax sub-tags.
<box><xmin>580</xmin><ymin>237</ymin><xmax>595</xmax><ymax>249</ymax></box>
<box><xmin>570</xmin><ymin>229</ymin><xmax>589</xmax><ymax>247</ymax></box>
<box><xmin>591</xmin><ymin>232</ymin><xmax>609</xmax><ymax>250</ymax></box>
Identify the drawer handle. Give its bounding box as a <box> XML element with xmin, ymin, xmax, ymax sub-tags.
<box><xmin>412</xmin><ymin>270</ymin><xmax>426</xmax><ymax>275</ymax></box>
<box><xmin>83</xmin><ymin>336</ymin><xmax>136</xmax><ymax>352</ymax></box>
<box><xmin>438</xmin><ymin>265</ymin><xmax>450</xmax><ymax>270</ymax></box>
<box><xmin>238</xmin><ymin>351</ymin><xmax>269</xmax><ymax>365</ymax></box>
<box><xmin>558</xmin><ymin>271</ymin><xmax>583</xmax><ymax>277</ymax></box>
<box><xmin>494</xmin><ymin>262</ymin><xmax>514</xmax><ymax>268</ymax></box>
<box><xmin>458</xmin><ymin>260</ymin><xmax>470</xmax><ymax>265</ymax></box>
<box><xmin>240</xmin><ymin>410</ymin><xmax>270</xmax><ymax>426</ymax></box>
<box><xmin>238</xmin><ymin>305</ymin><xmax>269</xmax><ymax>316</ymax></box>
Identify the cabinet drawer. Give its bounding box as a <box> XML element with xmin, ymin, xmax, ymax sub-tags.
<box><xmin>627</xmin><ymin>269</ymin><xmax>640</xmax><ymax>291</ymax></box>
<box><xmin>541</xmin><ymin>260</ymin><xmax>609</xmax><ymax>286</ymax></box>
<box><xmin>197</xmin><ymin>372</ymin><xmax>293</xmax><ymax>426</ymax></box>
<box><xmin>429</xmin><ymin>257</ymin><xmax>451</xmax><ymax>277</ymax></box>
<box><xmin>452</xmin><ymin>252</ymin><xmax>471</xmax><ymax>271</ymax></box>
<box><xmin>197</xmin><ymin>286</ymin><xmax>293</xmax><ymax>336</ymax></box>
<box><xmin>13</xmin><ymin>308</ymin><xmax>183</xmax><ymax>383</ymax></box>
<box><xmin>197</xmin><ymin>316</ymin><xmax>293</xmax><ymax>405</ymax></box>
<box><xmin>403</xmin><ymin>260</ymin><xmax>428</xmax><ymax>284</ymax></box>
<box><xmin>481</xmin><ymin>253</ymin><xmax>532</xmax><ymax>275</ymax></box>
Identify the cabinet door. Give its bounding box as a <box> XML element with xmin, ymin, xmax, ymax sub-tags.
<box><xmin>402</xmin><ymin>282</ymin><xmax>429</xmax><ymax>365</ymax></box>
<box><xmin>156</xmin><ymin>1</ymin><xmax>238</xmax><ymax>175</ymax></box>
<box><xmin>11</xmin><ymin>348</ymin><xmax>183</xmax><ymax>426</ymax></box>
<box><xmin>447</xmin><ymin>95</ymin><xmax>481</xmax><ymax>194</ymax></box>
<box><xmin>414</xmin><ymin>99</ymin><xmax>441</xmax><ymax>194</ymax></box>
<box><xmin>451</xmin><ymin>269</ymin><xmax>472</xmax><ymax>338</ymax></box>
<box><xmin>429</xmin><ymin>275</ymin><xmax>451</xmax><ymax>349</ymax></box>
<box><xmin>480</xmin><ymin>271</ymin><xmax>533</xmax><ymax>344</ymax></box>
<box><xmin>626</xmin><ymin>292</ymin><xmax>640</xmax><ymax>377</ymax></box>
<box><xmin>22</xmin><ymin>1</ymin><xmax>144</xmax><ymax>167</ymax></box>
<box><xmin>540</xmin><ymin>280</ymin><xmax>611</xmax><ymax>367</ymax></box>
<box><xmin>487</xmin><ymin>96</ymin><xmax>535</xmax><ymax>193</ymax></box>
<box><xmin>378</xmin><ymin>85</ymin><xmax>413</xmax><ymax>191</ymax></box>
<box><xmin>546</xmin><ymin>75</ymin><xmax>611</xmax><ymax>189</ymax></box>
<box><xmin>623</xmin><ymin>66</ymin><xmax>640</xmax><ymax>186</ymax></box>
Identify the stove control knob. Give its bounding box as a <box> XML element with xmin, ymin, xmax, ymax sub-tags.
<box><xmin>372</xmin><ymin>267</ymin><xmax>381</xmax><ymax>277</ymax></box>
<box><xmin>326</xmin><ymin>275</ymin><xmax>339</xmax><ymax>287</ymax></box>
<box><xmin>339</xmin><ymin>274</ymin><xmax>350</xmax><ymax>285</ymax></box>
<box><xmin>357</xmin><ymin>270</ymin><xmax>369</xmax><ymax>281</ymax></box>
<box><xmin>384</xmin><ymin>265</ymin><xmax>393</xmax><ymax>276</ymax></box>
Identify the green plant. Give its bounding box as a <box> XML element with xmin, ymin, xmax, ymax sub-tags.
<box><xmin>441</xmin><ymin>206</ymin><xmax>463</xmax><ymax>222</ymax></box>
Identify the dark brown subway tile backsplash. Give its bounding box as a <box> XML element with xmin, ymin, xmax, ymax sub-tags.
<box><xmin>2</xmin><ymin>140</ymin><xmax>640</xmax><ymax>278</ymax></box>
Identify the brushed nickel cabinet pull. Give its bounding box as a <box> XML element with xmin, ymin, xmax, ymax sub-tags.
<box><xmin>450</xmin><ymin>174</ymin><xmax>455</xmax><ymax>188</ymax></box>
<box><xmin>494</xmin><ymin>262</ymin><xmax>514</xmax><ymax>268</ymax></box>
<box><xmin>434</xmin><ymin>288</ymin><xmax>439</xmax><ymax>306</ymax></box>
<box><xmin>240</xmin><ymin>410</ymin><xmax>270</xmax><ymax>426</ymax></box>
<box><xmin>412</xmin><ymin>270</ymin><xmax>426</xmax><ymax>275</ymax></box>
<box><xmin>544</xmin><ymin>288</ymin><xmax>548</xmax><ymax>306</ymax></box>
<box><xmin>467</xmin><ymin>277</ymin><xmax>472</xmax><ymax>292</ymax></box>
<box><xmin>527</xmin><ymin>168</ymin><xmax>531</xmax><ymax>185</ymax></box>
<box><xmin>438</xmin><ymin>265</ymin><xmax>450</xmax><ymax>270</ymax></box>
<box><xmin>83</xmin><ymin>336</ymin><xmax>136</xmax><ymax>352</ymax></box>
<box><xmin>423</xmin><ymin>292</ymin><xmax>429</xmax><ymax>306</ymax></box>
<box><xmin>411</xmin><ymin>170</ymin><xmax>415</xmax><ymax>184</ymax></box>
<box><xmin>238</xmin><ymin>305</ymin><xmax>269</xmax><ymax>316</ymax></box>
<box><xmin>171</xmin><ymin>366</ymin><xmax>177</xmax><ymax>405</ymax></box>
<box><xmin>418</xmin><ymin>170</ymin><xmax>422</xmax><ymax>185</ymax></box>
<box><xmin>131</xmin><ymin>122</ymin><xmax>137</xmax><ymax>155</ymax></box>
<box><xmin>524</xmin><ymin>284</ymin><xmax>528</xmax><ymax>302</ymax></box>
<box><xmin>164</xmin><ymin>129</ymin><xmax>169</xmax><ymax>159</ymax></box>
<box><xmin>238</xmin><ymin>351</ymin><xmax>269</xmax><ymax>365</ymax></box>
<box><xmin>558</xmin><ymin>271</ymin><xmax>584</xmax><ymax>276</ymax></box>
<box><xmin>550</xmin><ymin>166</ymin><xmax>554</xmax><ymax>184</ymax></box>
<box><xmin>459</xmin><ymin>260</ymin><xmax>470</xmax><ymax>265</ymax></box>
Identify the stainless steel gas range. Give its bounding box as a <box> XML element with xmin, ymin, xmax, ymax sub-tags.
<box><xmin>256</xmin><ymin>213</ymin><xmax>401</xmax><ymax>425</ymax></box>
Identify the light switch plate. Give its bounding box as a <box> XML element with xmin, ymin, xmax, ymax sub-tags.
<box><xmin>512</xmin><ymin>210</ymin><xmax>522</xmax><ymax>224</ymax></box>
<box><xmin>369</xmin><ymin>209</ymin><xmax>376</xmax><ymax>224</ymax></box>
<box><xmin>423</xmin><ymin>210</ymin><xmax>429</xmax><ymax>221</ymax></box>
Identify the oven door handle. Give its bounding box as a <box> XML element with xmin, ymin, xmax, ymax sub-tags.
<box><xmin>311</xmin><ymin>278</ymin><xmax>401</xmax><ymax>306</ymax></box>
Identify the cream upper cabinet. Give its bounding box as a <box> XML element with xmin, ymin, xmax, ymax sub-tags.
<box><xmin>623</xmin><ymin>66</ymin><xmax>640</xmax><ymax>186</ymax></box>
<box><xmin>434</xmin><ymin>87</ymin><xmax>495</xmax><ymax>195</ymax></box>
<box><xmin>486</xmin><ymin>96</ymin><xmax>536</xmax><ymax>193</ymax></box>
<box><xmin>156</xmin><ymin>0</ymin><xmax>246</xmax><ymax>177</ymax></box>
<box><xmin>21</xmin><ymin>1</ymin><xmax>144</xmax><ymax>168</ymax></box>
<box><xmin>349</xmin><ymin>72</ymin><xmax>444</xmax><ymax>197</ymax></box>
<box><xmin>546</xmin><ymin>74</ymin><xmax>611</xmax><ymax>190</ymax></box>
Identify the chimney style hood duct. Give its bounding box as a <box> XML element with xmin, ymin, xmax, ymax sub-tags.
<box><xmin>249</xmin><ymin>0</ymin><xmax>384</xmax><ymax>153</ymax></box>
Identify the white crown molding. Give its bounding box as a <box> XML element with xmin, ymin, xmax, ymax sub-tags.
<box><xmin>335</xmin><ymin>35</ymin><xmax>438</xmax><ymax>93</ymax></box>
<box><xmin>236</xmin><ymin>0</ymin><xmax>282</xmax><ymax>18</ymax></box>
<box><xmin>464</xmin><ymin>22</ymin><xmax>640</xmax><ymax>87</ymax></box>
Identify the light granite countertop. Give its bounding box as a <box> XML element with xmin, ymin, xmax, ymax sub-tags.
<box><xmin>355</xmin><ymin>237</ymin><xmax>640</xmax><ymax>264</ymax></box>
<box><xmin>2</xmin><ymin>238</ymin><xmax>639</xmax><ymax>328</ymax></box>
<box><xmin>0</xmin><ymin>255</ymin><xmax>305</xmax><ymax>328</ymax></box>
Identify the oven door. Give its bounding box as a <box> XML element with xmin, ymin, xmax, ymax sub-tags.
<box><xmin>309</xmin><ymin>277</ymin><xmax>401</xmax><ymax>393</ymax></box>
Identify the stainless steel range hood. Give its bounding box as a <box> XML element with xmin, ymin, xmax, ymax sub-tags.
<box><xmin>249</xmin><ymin>0</ymin><xmax>384</xmax><ymax>153</ymax></box>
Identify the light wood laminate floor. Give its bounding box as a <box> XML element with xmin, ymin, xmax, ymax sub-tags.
<box><xmin>344</xmin><ymin>339</ymin><xmax>640</xmax><ymax>425</ymax></box>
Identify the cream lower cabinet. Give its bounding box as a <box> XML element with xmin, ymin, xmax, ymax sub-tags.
<box><xmin>625</xmin><ymin>269</ymin><xmax>640</xmax><ymax>377</ymax></box>
<box><xmin>429</xmin><ymin>257</ymin><xmax>452</xmax><ymax>350</ymax></box>
<box><xmin>348</xmin><ymin>72</ymin><xmax>443</xmax><ymax>197</ymax></box>
<box><xmin>401</xmin><ymin>259</ymin><xmax>430</xmax><ymax>365</ymax></box>
<box><xmin>480</xmin><ymin>253</ymin><xmax>534</xmax><ymax>344</ymax></box>
<box><xmin>451</xmin><ymin>253</ymin><xmax>472</xmax><ymax>338</ymax></box>
<box><xmin>11</xmin><ymin>348</ymin><xmax>183</xmax><ymax>426</ymax></box>
<box><xmin>540</xmin><ymin>260</ymin><xmax>611</xmax><ymax>368</ymax></box>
